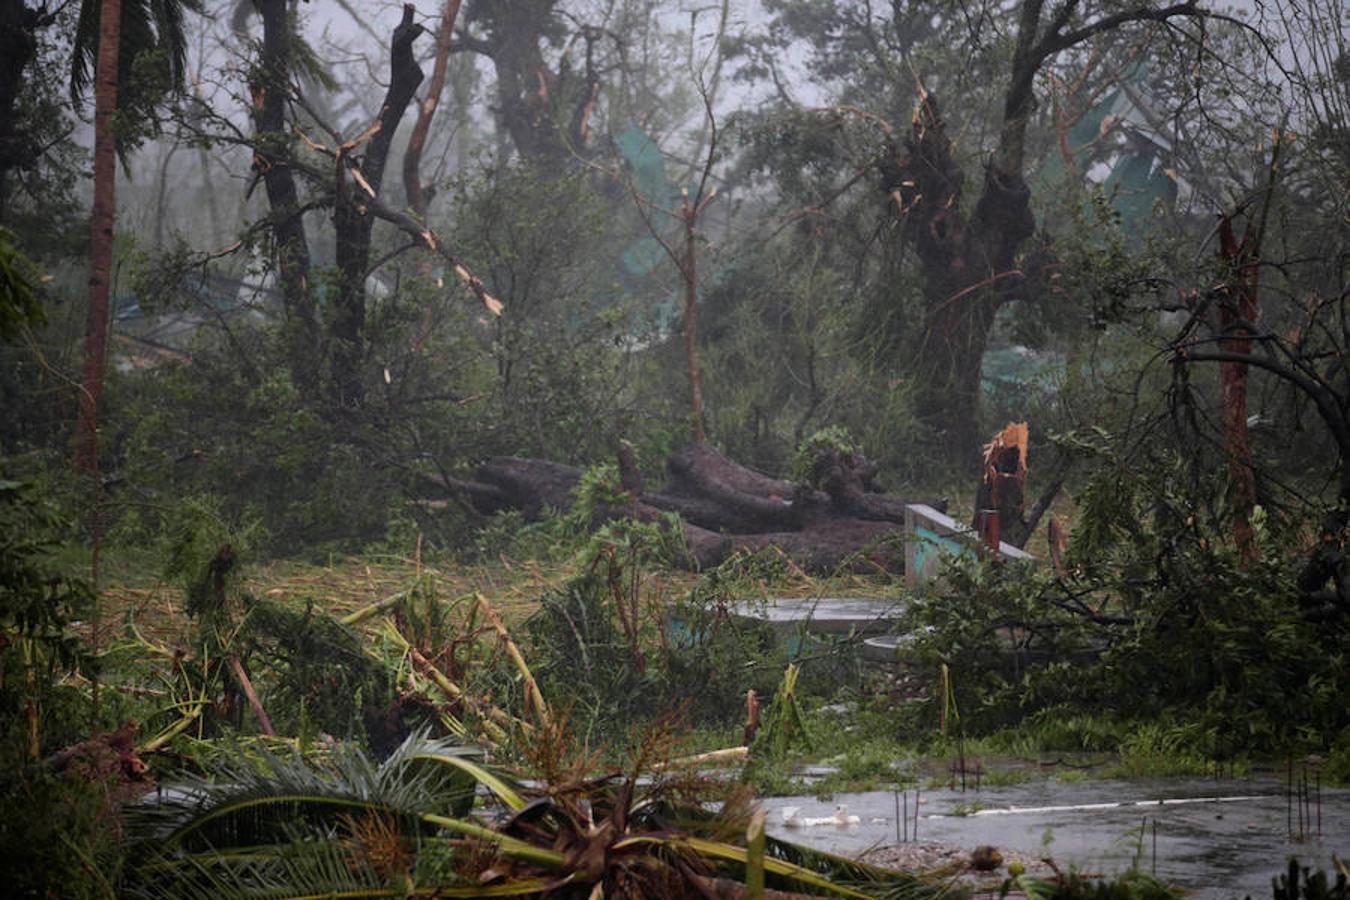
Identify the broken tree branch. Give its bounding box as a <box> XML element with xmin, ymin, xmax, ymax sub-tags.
<box><xmin>228</xmin><ymin>655</ymin><xmax>275</xmax><ymax>736</ymax></box>
<box><xmin>404</xmin><ymin>0</ymin><xmax>463</xmax><ymax>219</ymax></box>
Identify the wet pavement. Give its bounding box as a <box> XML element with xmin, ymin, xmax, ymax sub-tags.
<box><xmin>758</xmin><ymin>777</ymin><xmax>1349</xmax><ymax>898</ymax></box>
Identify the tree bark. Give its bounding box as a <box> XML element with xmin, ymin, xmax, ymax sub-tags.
<box><xmin>422</xmin><ymin>442</ymin><xmax>941</xmax><ymax>574</ymax></box>
<box><xmin>403</xmin><ymin>0</ymin><xmax>462</xmax><ymax>219</ymax></box>
<box><xmin>881</xmin><ymin>92</ymin><xmax>1034</xmax><ymax>466</ymax></box>
<box><xmin>252</xmin><ymin>0</ymin><xmax>319</xmax><ymax>394</ymax></box>
<box><xmin>666</xmin><ymin>441</ymin><xmax>803</xmax><ymax>525</ymax></box>
<box><xmin>457</xmin><ymin>2</ymin><xmax>606</xmax><ymax>167</ymax></box>
<box><xmin>330</xmin><ymin>3</ymin><xmax>425</xmax><ymax>408</ymax></box>
<box><xmin>74</xmin><ymin>0</ymin><xmax>122</xmax><ymax>473</ymax></box>
<box><xmin>882</xmin><ymin>1</ymin><xmax>1207</xmax><ymax>465</ymax></box>
<box><xmin>1216</xmin><ymin>214</ymin><xmax>1260</xmax><ymax>563</ymax></box>
<box><xmin>480</xmin><ymin>3</ymin><xmax>567</xmax><ymax>165</ymax></box>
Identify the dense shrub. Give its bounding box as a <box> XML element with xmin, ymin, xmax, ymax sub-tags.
<box><xmin>902</xmin><ymin>444</ymin><xmax>1349</xmax><ymax>764</ymax></box>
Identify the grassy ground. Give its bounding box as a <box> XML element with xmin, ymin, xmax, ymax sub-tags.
<box><xmin>87</xmin><ymin>542</ymin><xmax>904</xmax><ymax>643</ymax></box>
<box><xmin>95</xmin><ymin>549</ymin><xmax>587</xmax><ymax>646</ymax></box>
<box><xmin>63</xmin><ymin>508</ymin><xmax>1251</xmax><ymax>797</ymax></box>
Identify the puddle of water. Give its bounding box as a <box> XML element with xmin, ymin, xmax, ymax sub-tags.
<box><xmin>760</xmin><ymin>778</ymin><xmax>1350</xmax><ymax>899</ymax></box>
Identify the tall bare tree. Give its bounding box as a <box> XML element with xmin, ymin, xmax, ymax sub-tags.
<box><xmin>241</xmin><ymin>1</ymin><xmax>499</xmax><ymax>407</ymax></box>
<box><xmin>403</xmin><ymin>0</ymin><xmax>463</xmax><ymax>220</ymax></box>
<box><xmin>250</xmin><ymin>0</ymin><xmax>320</xmax><ymax>394</ymax></box>
<box><xmin>74</xmin><ymin>0</ymin><xmax>122</xmax><ymax>475</ymax></box>
<box><xmin>72</xmin><ymin>0</ymin><xmax>199</xmax><ymax>470</ymax></box>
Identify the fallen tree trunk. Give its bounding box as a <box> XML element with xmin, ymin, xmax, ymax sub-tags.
<box><xmin>663</xmin><ymin>442</ymin><xmax>818</xmax><ymax>532</ymax></box>
<box><xmin>475</xmin><ymin>457</ymin><xmax>582</xmax><ymax>513</ymax></box>
<box><xmin>425</xmin><ymin>443</ymin><xmax>932</xmax><ymax>573</ymax></box>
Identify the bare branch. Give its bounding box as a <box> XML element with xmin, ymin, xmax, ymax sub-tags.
<box><xmin>1037</xmin><ymin>1</ymin><xmax>1203</xmax><ymax>60</ymax></box>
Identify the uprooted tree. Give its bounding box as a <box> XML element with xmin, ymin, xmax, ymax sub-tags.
<box><xmin>426</xmin><ymin>440</ymin><xmax>948</xmax><ymax>574</ymax></box>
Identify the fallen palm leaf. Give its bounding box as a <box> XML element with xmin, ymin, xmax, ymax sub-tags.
<box><xmin>653</xmin><ymin>745</ymin><xmax>749</xmax><ymax>770</ymax></box>
<box><xmin>476</xmin><ymin>592</ymin><xmax>551</xmax><ymax>730</ymax></box>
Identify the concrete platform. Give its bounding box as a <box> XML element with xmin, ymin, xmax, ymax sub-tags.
<box><xmin>905</xmin><ymin>504</ymin><xmax>1034</xmax><ymax>587</ymax></box>
<box><xmin>725</xmin><ymin>596</ymin><xmax>907</xmax><ymax>636</ymax></box>
<box><xmin>862</xmin><ymin>632</ymin><xmax>930</xmax><ymax>662</ymax></box>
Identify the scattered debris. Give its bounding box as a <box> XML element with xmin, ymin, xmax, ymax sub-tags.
<box><xmin>863</xmin><ymin>841</ymin><xmax>1054</xmax><ymax>884</ymax></box>
<box><xmin>46</xmin><ymin>721</ymin><xmax>156</xmax><ymax>826</ymax></box>
<box><xmin>970</xmin><ymin>845</ymin><xmax>1004</xmax><ymax>871</ymax></box>
<box><xmin>782</xmin><ymin>804</ymin><xmax>861</xmax><ymax>828</ymax></box>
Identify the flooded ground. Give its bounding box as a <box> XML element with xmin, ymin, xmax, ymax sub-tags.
<box><xmin>759</xmin><ymin>777</ymin><xmax>1349</xmax><ymax>898</ymax></box>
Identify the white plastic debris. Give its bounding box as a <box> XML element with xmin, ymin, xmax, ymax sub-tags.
<box><xmin>781</xmin><ymin>804</ymin><xmax>860</xmax><ymax>828</ymax></box>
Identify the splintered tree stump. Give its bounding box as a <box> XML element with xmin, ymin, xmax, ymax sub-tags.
<box><xmin>972</xmin><ymin>421</ymin><xmax>1059</xmax><ymax>551</ymax></box>
<box><xmin>424</xmin><ymin>442</ymin><xmax>938</xmax><ymax>574</ymax></box>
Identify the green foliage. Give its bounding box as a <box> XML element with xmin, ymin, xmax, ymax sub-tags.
<box><xmin>0</xmin><ymin>765</ymin><xmax>126</xmax><ymax>900</ymax></box>
<box><xmin>792</xmin><ymin>425</ymin><xmax>859</xmax><ymax>487</ymax></box>
<box><xmin>526</xmin><ymin>544</ymin><xmax>805</xmax><ymax>746</ymax></box>
<box><xmin>0</xmin><ymin>2</ymin><xmax>87</xmax><ymax>247</ymax></box>
<box><xmin>1325</xmin><ymin>732</ymin><xmax>1350</xmax><ymax>785</ymax></box>
<box><xmin>242</xmin><ymin>596</ymin><xmax>399</xmax><ymax>747</ymax></box>
<box><xmin>444</xmin><ymin>161</ymin><xmax>640</xmax><ymax>463</ymax></box>
<box><xmin>0</xmin><ymin>478</ymin><xmax>93</xmax><ymax>762</ymax></box>
<box><xmin>113</xmin><ymin>358</ymin><xmax>395</xmax><ymax>554</ymax></box>
<box><xmin>463</xmin><ymin>508</ymin><xmax>575</xmax><ymax>562</ymax></box>
<box><xmin>750</xmin><ymin>663</ymin><xmax>813</xmax><ymax>764</ymax></box>
<box><xmin>159</xmin><ymin>494</ymin><xmax>261</xmax><ymax>618</ymax></box>
<box><xmin>564</xmin><ymin>463</ymin><xmax>628</xmax><ymax>531</ymax></box>
<box><xmin>0</xmin><ymin>481</ymin><xmax>117</xmax><ymax>897</ymax></box>
<box><xmin>525</xmin><ymin>569</ymin><xmax>667</xmax><ymax>743</ymax></box>
<box><xmin>0</xmin><ymin>230</ymin><xmax>44</xmax><ymax>343</ymax></box>
<box><xmin>1264</xmin><ymin>858</ymin><xmax>1350</xmax><ymax>900</ymax></box>
<box><xmin>902</xmin><ymin>437</ymin><xmax>1350</xmax><ymax>763</ymax></box>
<box><xmin>1030</xmin><ymin>867</ymin><xmax>1182</xmax><ymax>900</ymax></box>
<box><xmin>699</xmin><ymin>238</ymin><xmax>895</xmax><ymax>475</ymax></box>
<box><xmin>524</xmin><ymin>514</ymin><xmax>695</xmax><ymax>743</ymax></box>
<box><xmin>151</xmin><ymin>514</ymin><xmax>411</xmax><ymax>750</ymax></box>
<box><xmin>0</xmin><ymin>480</ymin><xmax>90</xmax><ymax>661</ymax></box>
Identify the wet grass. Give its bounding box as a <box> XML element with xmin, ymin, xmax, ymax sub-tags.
<box><xmin>66</xmin><ymin>545</ymin><xmax>1303</xmax><ymax>793</ymax></box>
<box><xmin>81</xmin><ymin>541</ymin><xmax>900</xmax><ymax>644</ymax></box>
<box><xmin>740</xmin><ymin>691</ymin><xmax>1272</xmax><ymax>798</ymax></box>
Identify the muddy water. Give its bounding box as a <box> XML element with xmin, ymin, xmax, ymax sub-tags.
<box><xmin>760</xmin><ymin>778</ymin><xmax>1349</xmax><ymax>898</ymax></box>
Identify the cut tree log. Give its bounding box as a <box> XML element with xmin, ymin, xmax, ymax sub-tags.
<box><xmin>422</xmin><ymin>443</ymin><xmax>936</xmax><ymax>574</ymax></box>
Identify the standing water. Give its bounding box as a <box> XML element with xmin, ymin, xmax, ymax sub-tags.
<box><xmin>758</xmin><ymin>777</ymin><xmax>1350</xmax><ymax>898</ymax></box>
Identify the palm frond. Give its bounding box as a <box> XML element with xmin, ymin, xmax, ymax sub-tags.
<box><xmin>679</xmin><ymin>835</ymin><xmax>877</xmax><ymax>898</ymax></box>
<box><xmin>71</xmin><ymin>0</ymin><xmax>203</xmax><ymax>104</ymax></box>
<box><xmin>410</xmin><ymin>750</ymin><xmax>525</xmax><ymax>811</ymax></box>
<box><xmin>124</xmin><ymin>727</ymin><xmax>943</xmax><ymax>899</ymax></box>
<box><xmin>124</xmin><ymin>731</ymin><xmax>542</xmax><ymax>898</ymax></box>
<box><xmin>131</xmin><ymin>835</ymin><xmax>385</xmax><ymax>900</ymax></box>
<box><xmin>126</xmin><ymin>731</ymin><xmax>493</xmax><ymax>852</ymax></box>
